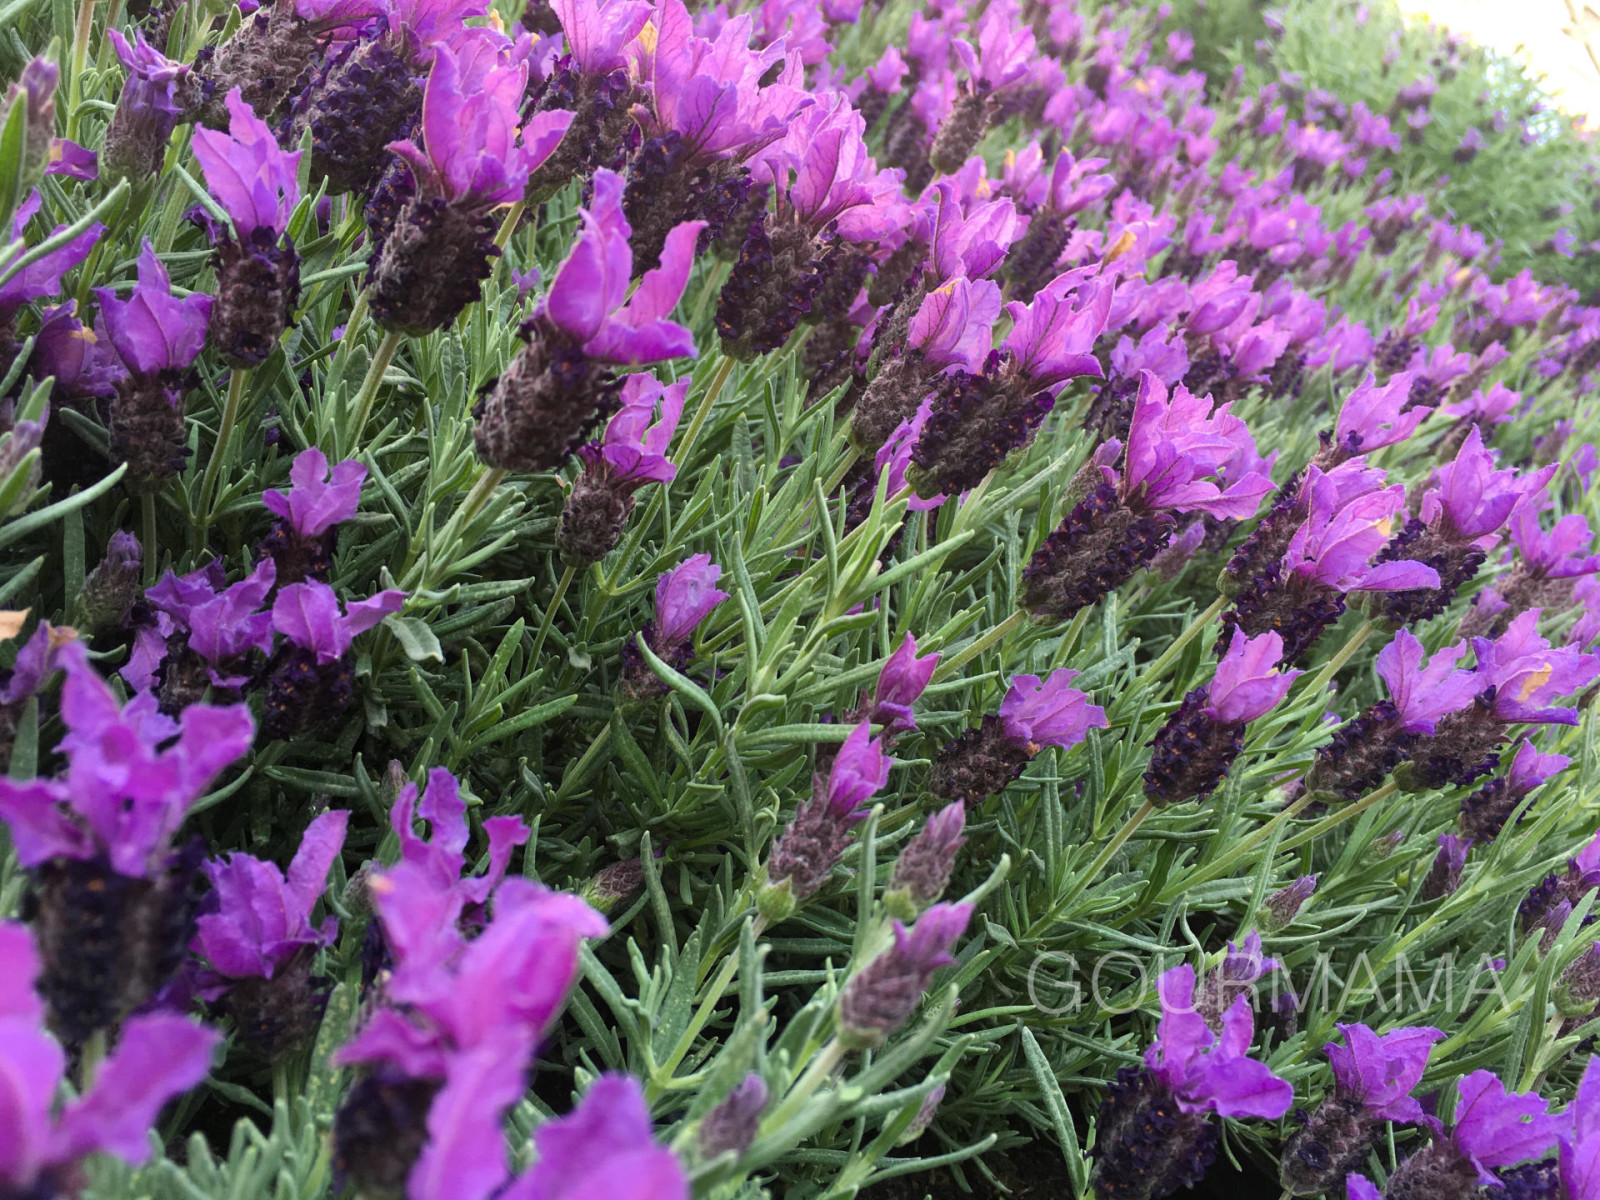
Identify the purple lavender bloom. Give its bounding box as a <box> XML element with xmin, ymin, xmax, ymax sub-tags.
<box><xmin>103</xmin><ymin>30</ymin><xmax>189</xmax><ymax>183</ymax></box>
<box><xmin>1093</xmin><ymin>963</ymin><xmax>1291</xmax><ymax>1200</ymax></box>
<box><xmin>191</xmin><ymin>88</ymin><xmax>302</xmax><ymax>237</ymax></box>
<box><xmin>1378</xmin><ymin>629</ymin><xmax>1480</xmax><ymax>735</ymax></box>
<box><xmin>1205</xmin><ymin>630</ymin><xmax>1301</xmax><ymax>724</ymax></box>
<box><xmin>194</xmin><ymin>809</ymin><xmax>348</xmax><ymax>979</ymax></box>
<box><xmin>1263</xmin><ymin>875</ymin><xmax>1318</xmax><ymax>931</ymax></box>
<box><xmin>1382</xmin><ymin>1069</ymin><xmax>1566</xmax><ymax>1195</ymax></box>
<box><xmin>0</xmin><ymin>922</ymin><xmax>219</xmax><ymax>1197</ymax></box>
<box><xmin>1469</xmin><ymin>609</ymin><xmax>1600</xmax><ymax>726</ymax></box>
<box><xmin>1507</xmin><ymin>505</ymin><xmax>1600</xmax><ymax>580</ymax></box>
<box><xmin>1318</xmin><ymin>372</ymin><xmax>1425</xmax><ymax>466</ymax></box>
<box><xmin>1280</xmin><ymin>1023</ymin><xmax>1444</xmax><ymax>1195</ymax></box>
<box><xmin>999</xmin><ymin>669</ymin><xmax>1109</xmax><ymax>749</ymax></box>
<box><xmin>887</xmin><ymin>801</ymin><xmax>966</xmax><ymax>915</ymax></box>
<box><xmin>905</xmin><ymin>277</ymin><xmax>1005</xmax><ymax>374</ymax></box>
<box><xmin>27</xmin><ymin>301</ymin><xmax>123</xmax><ymax>403</ymax></box>
<box><xmin>1559</xmin><ymin>1056</ymin><xmax>1600</xmax><ymax>1200</ymax></box>
<box><xmin>653</xmin><ymin>553</ymin><xmax>728</xmax><ymax>646</ymax></box>
<box><xmin>1283</xmin><ymin>471</ymin><xmax>1439</xmax><ymax>593</ymax></box>
<box><xmin>0</xmin><ymin>643</ymin><xmax>254</xmax><ymax>877</ymax></box>
<box><xmin>760</xmin><ymin>722</ymin><xmax>891</xmax><ymax>918</ymax></box>
<box><xmin>389</xmin><ymin>767</ymin><xmax>530</xmax><ymax>909</ymax></box>
<box><xmin>838</xmin><ymin>901</ymin><xmax>973</xmax><ymax>1049</ymax></box>
<box><xmin>0</xmin><ymin>193</ymin><xmax>105</xmax><ymax>325</ymax></box>
<box><xmin>870</xmin><ymin>632</ymin><xmax>940</xmax><ymax>736</ymax></box>
<box><xmin>1421</xmin><ymin>833</ymin><xmax>1471</xmax><ymax>901</ymax></box>
<box><xmin>556</xmin><ymin>374</ymin><xmax>689</xmax><ymax>566</ymax></box>
<box><xmin>1422</xmin><ymin>426</ymin><xmax>1555</xmax><ymax>546</ymax></box>
<box><xmin>498</xmin><ymin>1074</ymin><xmax>689</xmax><ymax>1200</ymax></box>
<box><xmin>260</xmin><ymin>448</ymin><xmax>366</xmax><ymax>582</ymax></box>
<box><xmin>95</xmin><ymin>242</ymin><xmax>212</xmax><ymax>377</ymax></box>
<box><xmin>698</xmin><ymin>1073</ymin><xmax>769</xmax><ymax>1160</ymax></box>
<box><xmin>133</xmin><ymin>557</ymin><xmax>278</xmax><ymax>696</ymax></box>
<box><xmin>271</xmin><ymin>582</ymin><xmax>405</xmax><ymax>665</ymax></box>
<box><xmin>551</xmin><ymin>0</ymin><xmax>651</xmax><ymax>74</ymax></box>
<box><xmin>1195</xmin><ymin>931</ymin><xmax>1280</xmax><ymax>1030</ymax></box>
<box><xmin>1438</xmin><ymin>382</ymin><xmax>1520</xmax><ymax>428</ymax></box>
<box><xmin>1</xmin><ymin>57</ymin><xmax>57</xmax><ymax>187</ymax></box>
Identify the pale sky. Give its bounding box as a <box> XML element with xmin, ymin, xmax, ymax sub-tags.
<box><xmin>1393</xmin><ymin>0</ymin><xmax>1600</xmax><ymax>121</ymax></box>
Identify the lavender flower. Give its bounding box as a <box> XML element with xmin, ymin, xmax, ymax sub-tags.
<box><xmin>95</xmin><ymin>242</ymin><xmax>213</xmax><ymax>486</ymax></box>
<box><xmin>476</xmin><ymin>170</ymin><xmax>702</xmax><ymax>472</ymax></box>
<box><xmin>1420</xmin><ymin>833</ymin><xmax>1470</xmax><ymax>901</ymax></box>
<box><xmin>102</xmin><ymin>31</ymin><xmax>191</xmax><ymax>183</ymax></box>
<box><xmin>0</xmin><ymin>193</ymin><xmax>105</xmax><ymax>333</ymax></box>
<box><xmin>263</xmin><ymin>582</ymin><xmax>404</xmax><ymax>738</ymax></box>
<box><xmin>1280</xmin><ymin>1023</ymin><xmax>1444</xmax><ymax>1196</ymax></box>
<box><xmin>887</xmin><ymin>802</ymin><xmax>966</xmax><ymax>918</ymax></box>
<box><xmin>1458</xmin><ymin>738</ymin><xmax>1571</xmax><ymax>843</ymax></box>
<box><xmin>870</xmin><ymin>632</ymin><xmax>940</xmax><ymax>736</ymax></box>
<box><xmin>838</xmin><ymin>901</ymin><xmax>973</xmax><ymax>1049</ymax></box>
<box><xmin>1377</xmin><ymin>1069</ymin><xmax>1567</xmax><ymax>1200</ymax></box>
<box><xmin>191</xmin><ymin>88</ymin><xmax>302</xmax><ymax>366</ymax></box>
<box><xmin>366</xmin><ymin>43</ymin><xmax>573</xmax><ymax>335</ymax></box>
<box><xmin>125</xmin><ymin>558</ymin><xmax>278</xmax><ymax>708</ymax></box>
<box><xmin>1092</xmin><ymin>964</ymin><xmax>1292</xmax><ymax>1200</ymax></box>
<box><xmin>556</xmin><ymin>374</ymin><xmax>689</xmax><ymax>565</ymax></box>
<box><xmin>193</xmin><ymin>809</ymin><xmax>347</xmax><ymax>1057</ymax></box>
<box><xmin>1145</xmin><ymin>630</ymin><xmax>1301</xmax><ymax>806</ymax></box>
<box><xmin>1195</xmin><ymin>931</ymin><xmax>1280</xmax><ymax>1031</ymax></box>
<box><xmin>620</xmin><ymin>553</ymin><xmax>728</xmax><ymax>700</ymax></box>
<box><xmin>77</xmin><ymin>531</ymin><xmax>143</xmax><ymax>632</ymax></box>
<box><xmin>1023</xmin><ymin>372</ymin><xmax>1274</xmax><ymax>621</ymax></box>
<box><xmin>1398</xmin><ymin>609</ymin><xmax>1600</xmax><ymax>792</ymax></box>
<box><xmin>1463</xmin><ymin>503</ymin><xmax>1600</xmax><ymax>638</ymax></box>
<box><xmin>1307</xmin><ymin>629</ymin><xmax>1481</xmax><ymax>802</ymax></box>
<box><xmin>0</xmin><ymin>57</ymin><xmax>57</xmax><ymax>190</ymax></box>
<box><xmin>760</xmin><ymin>722</ymin><xmax>891</xmax><ymax>920</ymax></box>
<box><xmin>260</xmin><ymin>447</ymin><xmax>367</xmax><ymax>583</ymax></box>
<box><xmin>0</xmin><ymin>644</ymin><xmax>253</xmax><ymax>1044</ymax></box>
<box><xmin>0</xmin><ymin>921</ymin><xmax>219</xmax><ymax>1197</ymax></box>
<box><xmin>498</xmin><ymin>1074</ymin><xmax>689</xmax><ymax>1200</ymax></box>
<box><xmin>698</xmin><ymin>1073</ymin><xmax>769</xmax><ymax>1160</ymax></box>
<box><xmin>929</xmin><ymin>669</ymin><xmax>1107</xmax><ymax>803</ymax></box>
<box><xmin>1263</xmin><ymin>875</ymin><xmax>1317</xmax><ymax>931</ymax></box>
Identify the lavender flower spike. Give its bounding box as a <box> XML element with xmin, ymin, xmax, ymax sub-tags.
<box><xmin>620</xmin><ymin>553</ymin><xmax>729</xmax><ymax>699</ymax></box>
<box><xmin>698</xmin><ymin>1074</ymin><xmax>769</xmax><ymax>1160</ymax></box>
<box><xmin>0</xmin><ymin>921</ymin><xmax>220</xmax><ymax>1198</ymax></box>
<box><xmin>498</xmin><ymin>1074</ymin><xmax>688</xmax><ymax>1200</ymax></box>
<box><xmin>261</xmin><ymin>447</ymin><xmax>368</xmax><ymax>583</ymax></box>
<box><xmin>1092</xmin><ymin>964</ymin><xmax>1292</xmax><ymax>1200</ymax></box>
<box><xmin>263</xmin><ymin>582</ymin><xmax>405</xmax><ymax>738</ymax></box>
<box><xmin>886</xmin><ymin>801</ymin><xmax>966</xmax><ymax>917</ymax></box>
<box><xmin>102</xmin><ymin>30</ymin><xmax>190</xmax><ymax>183</ymax></box>
<box><xmin>929</xmin><ymin>669</ymin><xmax>1107</xmax><ymax>803</ymax></box>
<box><xmin>367</xmin><ymin>43</ymin><xmax>574</xmax><ymax>335</ymax></box>
<box><xmin>475</xmin><ymin>170</ymin><xmax>704</xmax><ymax>472</ymax></box>
<box><xmin>193</xmin><ymin>809</ymin><xmax>348</xmax><ymax>1057</ymax></box>
<box><xmin>1280</xmin><ymin>1023</ymin><xmax>1444</xmax><ymax>1196</ymax></box>
<box><xmin>556</xmin><ymin>374</ymin><xmax>690</xmax><ymax>566</ymax></box>
<box><xmin>1459</xmin><ymin>738</ymin><xmax>1572</xmax><ymax>843</ymax></box>
<box><xmin>760</xmin><ymin>721</ymin><xmax>891</xmax><ymax>921</ymax></box>
<box><xmin>190</xmin><ymin>88</ymin><xmax>303</xmax><ymax>366</ymax></box>
<box><xmin>1145</xmin><ymin>630</ymin><xmax>1300</xmax><ymax>807</ymax></box>
<box><xmin>95</xmin><ymin>242</ymin><xmax>213</xmax><ymax>486</ymax></box>
<box><xmin>838</xmin><ymin>901</ymin><xmax>973</xmax><ymax>1049</ymax></box>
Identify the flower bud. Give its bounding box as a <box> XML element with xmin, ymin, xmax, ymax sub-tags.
<box><xmin>885</xmin><ymin>802</ymin><xmax>966</xmax><ymax>919</ymax></box>
<box><xmin>698</xmin><ymin>1073</ymin><xmax>768</xmax><ymax>1160</ymax></box>
<box><xmin>77</xmin><ymin>531</ymin><xmax>143</xmax><ymax>631</ymax></box>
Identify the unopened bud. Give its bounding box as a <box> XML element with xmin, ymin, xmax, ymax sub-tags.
<box><xmin>698</xmin><ymin>1073</ymin><xmax>768</xmax><ymax>1160</ymax></box>
<box><xmin>1262</xmin><ymin>876</ymin><xmax>1317</xmax><ymax>932</ymax></box>
<box><xmin>895</xmin><ymin>1083</ymin><xmax>945</xmax><ymax>1146</ymax></box>
<box><xmin>579</xmin><ymin>857</ymin><xmax>644</xmax><ymax>916</ymax></box>
<box><xmin>78</xmin><ymin>531</ymin><xmax>142</xmax><ymax>631</ymax></box>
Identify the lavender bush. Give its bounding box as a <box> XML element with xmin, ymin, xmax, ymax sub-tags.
<box><xmin>5</xmin><ymin>0</ymin><xmax>1600</xmax><ymax>1196</ymax></box>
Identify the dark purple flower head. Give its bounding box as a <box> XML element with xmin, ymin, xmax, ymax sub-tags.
<box><xmin>271</xmin><ymin>582</ymin><xmax>405</xmax><ymax>665</ymax></box>
<box><xmin>1472</xmin><ymin>609</ymin><xmax>1600</xmax><ymax>725</ymax></box>
<box><xmin>838</xmin><ymin>902</ymin><xmax>972</xmax><ymax>1050</ymax></box>
<box><xmin>998</xmin><ymin>669</ymin><xmax>1108</xmax><ymax>750</ymax></box>
<box><xmin>1220</xmin><ymin>930</ymin><xmax>1278</xmax><ymax>986</ymax></box>
<box><xmin>653</xmin><ymin>553</ymin><xmax>728</xmax><ymax>645</ymax></box>
<box><xmin>1421</xmin><ymin>425</ymin><xmax>1555</xmax><ymax>547</ymax></box>
<box><xmin>0</xmin><ymin>643</ymin><xmax>254</xmax><ymax>877</ymax></box>
<box><xmin>0</xmin><ymin>192</ymin><xmax>105</xmax><ymax>321</ymax></box>
<box><xmin>389</xmin><ymin>41</ymin><xmax>574</xmax><ymax>207</ymax></box>
<box><xmin>194</xmin><ymin>809</ymin><xmax>348</xmax><ymax>979</ymax></box>
<box><xmin>1145</xmin><ymin>964</ymin><xmax>1293</xmax><ymax>1118</ymax></box>
<box><xmin>1325</xmin><ymin>1023</ymin><xmax>1444</xmax><ymax>1123</ymax></box>
<box><xmin>1442</xmin><ymin>1069</ymin><xmax>1568</xmax><ymax>1184</ymax></box>
<box><xmin>580</xmin><ymin>373</ymin><xmax>689</xmax><ymax>484</ymax></box>
<box><xmin>1111</xmin><ymin>373</ymin><xmax>1276</xmax><ymax>520</ymax></box>
<box><xmin>641</xmin><ymin>0</ymin><xmax>809</xmax><ymax>165</ymax></box>
<box><xmin>191</xmin><ymin>88</ymin><xmax>301</xmax><ymax>237</ymax></box>
<box><xmin>1376</xmin><ymin>629</ymin><xmax>1479</xmax><ymax>735</ymax></box>
<box><xmin>499</xmin><ymin>1074</ymin><xmax>688</xmax><ymax>1200</ymax></box>
<box><xmin>870</xmin><ymin>633</ymin><xmax>940</xmax><ymax>736</ymax></box>
<box><xmin>541</xmin><ymin>169</ymin><xmax>704</xmax><ymax>364</ymax></box>
<box><xmin>263</xmin><ymin>448</ymin><xmax>367</xmax><ymax>539</ymax></box>
<box><xmin>0</xmin><ymin>921</ymin><xmax>220</xmax><ymax>1195</ymax></box>
<box><xmin>1205</xmin><ymin>629</ymin><xmax>1301</xmax><ymax>724</ymax></box>
<box><xmin>93</xmin><ymin>242</ymin><xmax>212</xmax><ymax>377</ymax></box>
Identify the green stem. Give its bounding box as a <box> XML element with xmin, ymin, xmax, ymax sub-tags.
<box><xmin>1156</xmin><ymin>792</ymin><xmax>1318</xmax><ymax>904</ymax></box>
<box><xmin>197</xmin><ymin>367</ymin><xmax>248</xmax><ymax>535</ymax></box>
<box><xmin>66</xmin><ymin>0</ymin><xmax>95</xmax><ymax>143</ymax></box>
<box><xmin>342</xmin><ymin>330</ymin><xmax>404</xmax><ymax>456</ymax></box>
<box><xmin>822</xmin><ymin>447</ymin><xmax>861</xmax><ymax>496</ymax></box>
<box><xmin>690</xmin><ymin>262</ymin><xmax>728</xmax><ymax>327</ymax></box>
<box><xmin>405</xmin><ymin>467</ymin><xmax>507</xmax><ymax>590</ymax></box>
<box><xmin>764</xmin><ymin>1038</ymin><xmax>846</xmax><ymax>1132</ymax></box>
<box><xmin>1304</xmin><ymin>620</ymin><xmax>1375</xmax><ymax>695</ymax></box>
<box><xmin>674</xmin><ymin>356</ymin><xmax>735</xmax><ymax>467</ymax></box>
<box><xmin>1139</xmin><ymin>594</ymin><xmax>1228</xmax><ymax>687</ymax></box>
<box><xmin>494</xmin><ymin>201</ymin><xmax>526</xmax><ymax>250</ymax></box>
<box><xmin>1086</xmin><ymin>799</ymin><xmax>1154</xmax><ymax>881</ymax></box>
<box><xmin>932</xmin><ymin>609</ymin><xmax>1027</xmax><ymax>683</ymax></box>
<box><xmin>530</xmin><ymin>564</ymin><xmax>575</xmax><ymax>663</ymax></box>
